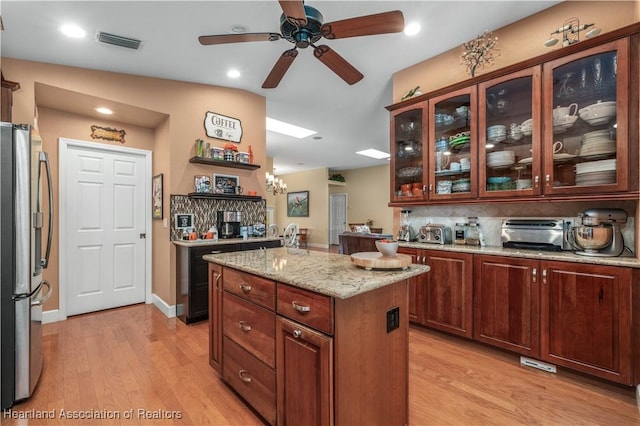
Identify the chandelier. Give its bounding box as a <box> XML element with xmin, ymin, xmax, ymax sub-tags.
<box><xmin>266</xmin><ymin>172</ymin><xmax>287</xmax><ymax>195</ymax></box>
<box><xmin>544</xmin><ymin>18</ymin><xmax>600</xmax><ymax>48</ymax></box>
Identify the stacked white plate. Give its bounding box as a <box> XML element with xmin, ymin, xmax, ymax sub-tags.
<box><xmin>487</xmin><ymin>150</ymin><xmax>515</xmax><ymax>168</ymax></box>
<box><xmin>575</xmin><ymin>159</ymin><xmax>616</xmax><ymax>186</ymax></box>
<box><xmin>487</xmin><ymin>125</ymin><xmax>507</xmax><ymax>143</ymax></box>
<box><xmin>579</xmin><ymin>129</ymin><xmax>616</xmax><ymax>159</ymax></box>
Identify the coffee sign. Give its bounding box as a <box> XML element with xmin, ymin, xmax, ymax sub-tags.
<box><xmin>204</xmin><ymin>111</ymin><xmax>243</xmax><ymax>143</ymax></box>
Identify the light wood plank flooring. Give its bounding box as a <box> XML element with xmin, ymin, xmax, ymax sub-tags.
<box><xmin>4</xmin><ymin>303</ymin><xmax>638</xmax><ymax>425</ymax></box>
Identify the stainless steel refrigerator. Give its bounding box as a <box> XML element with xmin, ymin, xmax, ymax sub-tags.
<box><xmin>1</xmin><ymin>122</ymin><xmax>53</xmax><ymax>409</ymax></box>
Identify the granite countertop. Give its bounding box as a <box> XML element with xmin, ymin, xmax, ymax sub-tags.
<box><xmin>203</xmin><ymin>247</ymin><xmax>430</xmax><ymax>299</ymax></box>
<box><xmin>172</xmin><ymin>237</ymin><xmax>281</xmax><ymax>247</ymax></box>
<box><xmin>399</xmin><ymin>242</ymin><xmax>640</xmax><ymax>268</ymax></box>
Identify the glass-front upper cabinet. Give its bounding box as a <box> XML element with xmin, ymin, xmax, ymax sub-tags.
<box><xmin>542</xmin><ymin>38</ymin><xmax>629</xmax><ymax>195</ymax></box>
<box><xmin>428</xmin><ymin>87</ymin><xmax>477</xmax><ymax>200</ymax></box>
<box><xmin>479</xmin><ymin>67</ymin><xmax>541</xmax><ymax>198</ymax></box>
<box><xmin>390</xmin><ymin>102</ymin><xmax>427</xmax><ymax>203</ymax></box>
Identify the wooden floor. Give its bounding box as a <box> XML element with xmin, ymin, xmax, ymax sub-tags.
<box><xmin>4</xmin><ymin>303</ymin><xmax>639</xmax><ymax>425</ymax></box>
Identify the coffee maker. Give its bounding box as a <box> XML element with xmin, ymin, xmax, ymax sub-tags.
<box><xmin>572</xmin><ymin>208</ymin><xmax>627</xmax><ymax>257</ymax></box>
<box><xmin>217</xmin><ymin>211</ymin><xmax>241</xmax><ymax>238</ymax></box>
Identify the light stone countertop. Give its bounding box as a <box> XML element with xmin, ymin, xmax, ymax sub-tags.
<box><xmin>203</xmin><ymin>247</ymin><xmax>430</xmax><ymax>299</ymax></box>
<box><xmin>399</xmin><ymin>242</ymin><xmax>640</xmax><ymax>268</ymax></box>
<box><xmin>172</xmin><ymin>237</ymin><xmax>281</xmax><ymax>247</ymax></box>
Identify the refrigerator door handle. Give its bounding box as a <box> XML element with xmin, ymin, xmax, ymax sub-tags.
<box><xmin>31</xmin><ymin>281</ymin><xmax>52</xmax><ymax>307</ymax></box>
<box><xmin>39</xmin><ymin>151</ymin><xmax>53</xmax><ymax>269</ymax></box>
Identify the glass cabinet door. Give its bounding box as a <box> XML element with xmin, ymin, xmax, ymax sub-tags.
<box><xmin>542</xmin><ymin>39</ymin><xmax>629</xmax><ymax>194</ymax></box>
<box><xmin>390</xmin><ymin>102</ymin><xmax>427</xmax><ymax>203</ymax></box>
<box><xmin>479</xmin><ymin>67</ymin><xmax>541</xmax><ymax>198</ymax></box>
<box><xmin>429</xmin><ymin>87</ymin><xmax>477</xmax><ymax>200</ymax></box>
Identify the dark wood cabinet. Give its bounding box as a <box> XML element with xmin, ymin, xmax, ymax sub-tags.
<box><xmin>398</xmin><ymin>247</ymin><xmax>423</xmax><ymax>323</ymax></box>
<box><xmin>276</xmin><ymin>317</ymin><xmax>332</xmax><ymax>426</ymax></box>
<box><xmin>338</xmin><ymin>232</ymin><xmax>393</xmax><ymax>255</ymax></box>
<box><xmin>540</xmin><ymin>261</ymin><xmax>633</xmax><ymax>384</ymax></box>
<box><xmin>474</xmin><ymin>255</ymin><xmax>540</xmax><ymax>357</ymax></box>
<box><xmin>208</xmin><ymin>262</ymin><xmax>222</xmax><ymax>374</ymax></box>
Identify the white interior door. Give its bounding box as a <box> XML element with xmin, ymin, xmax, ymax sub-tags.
<box><xmin>61</xmin><ymin>140</ymin><xmax>148</xmax><ymax>316</ymax></box>
<box><xmin>329</xmin><ymin>193</ymin><xmax>347</xmax><ymax>245</ymax></box>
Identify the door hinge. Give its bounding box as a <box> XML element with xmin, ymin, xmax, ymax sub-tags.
<box><xmin>139</xmin><ymin>233</ymin><xmax>146</xmax><ymax>239</ymax></box>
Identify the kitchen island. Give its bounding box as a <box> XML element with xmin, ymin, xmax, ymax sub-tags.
<box><xmin>204</xmin><ymin>247</ymin><xmax>429</xmax><ymax>426</ymax></box>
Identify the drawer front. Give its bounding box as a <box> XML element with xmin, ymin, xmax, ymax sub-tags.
<box><xmin>277</xmin><ymin>284</ymin><xmax>334</xmax><ymax>335</ymax></box>
<box><xmin>223</xmin><ymin>336</ymin><xmax>276</xmax><ymax>426</ymax></box>
<box><xmin>224</xmin><ymin>267</ymin><xmax>276</xmax><ymax>310</ymax></box>
<box><xmin>224</xmin><ymin>292</ymin><xmax>276</xmax><ymax>367</ymax></box>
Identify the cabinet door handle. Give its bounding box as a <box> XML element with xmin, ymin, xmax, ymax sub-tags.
<box><xmin>545</xmin><ymin>174</ymin><xmax>550</xmax><ymax>186</ymax></box>
<box><xmin>293</xmin><ymin>329</ymin><xmax>302</xmax><ymax>338</ymax></box>
<box><xmin>542</xmin><ymin>269</ymin><xmax>547</xmax><ymax>285</ymax></box>
<box><xmin>292</xmin><ymin>301</ymin><xmax>311</xmax><ymax>313</ymax></box>
<box><xmin>598</xmin><ymin>287</ymin><xmax>604</xmax><ymax>305</ymax></box>
<box><xmin>238</xmin><ymin>370</ymin><xmax>252</xmax><ymax>383</ymax></box>
<box><xmin>215</xmin><ymin>273</ymin><xmax>222</xmax><ymax>290</ymax></box>
<box><xmin>428</xmin><ymin>184</ymin><xmax>433</xmax><ymax>193</ymax></box>
<box><xmin>239</xmin><ymin>321</ymin><xmax>252</xmax><ymax>332</ymax></box>
<box><xmin>239</xmin><ymin>283</ymin><xmax>252</xmax><ymax>293</ymax></box>
<box><xmin>532</xmin><ymin>268</ymin><xmax>537</xmax><ymax>283</ymax></box>
<box><xmin>534</xmin><ymin>176</ymin><xmax>539</xmax><ymax>188</ymax></box>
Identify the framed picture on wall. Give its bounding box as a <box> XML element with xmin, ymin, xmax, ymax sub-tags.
<box><xmin>287</xmin><ymin>191</ymin><xmax>309</xmax><ymax>217</ymax></box>
<box><xmin>152</xmin><ymin>174</ymin><xmax>163</xmax><ymax>219</ymax></box>
<box><xmin>213</xmin><ymin>173</ymin><xmax>239</xmax><ymax>194</ymax></box>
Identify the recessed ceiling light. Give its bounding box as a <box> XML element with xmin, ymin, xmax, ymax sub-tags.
<box><xmin>60</xmin><ymin>24</ymin><xmax>86</xmax><ymax>38</ymax></box>
<box><xmin>227</xmin><ymin>69</ymin><xmax>241</xmax><ymax>78</ymax></box>
<box><xmin>356</xmin><ymin>149</ymin><xmax>390</xmax><ymax>159</ymax></box>
<box><xmin>95</xmin><ymin>107</ymin><xmax>113</xmax><ymax>115</ymax></box>
<box><xmin>404</xmin><ymin>22</ymin><xmax>421</xmax><ymax>36</ymax></box>
<box><xmin>266</xmin><ymin>117</ymin><xmax>316</xmax><ymax>139</ymax></box>
<box><xmin>229</xmin><ymin>24</ymin><xmax>248</xmax><ymax>34</ymax></box>
<box><xmin>313</xmin><ymin>136</ymin><xmax>323</xmax><ymax>140</ymax></box>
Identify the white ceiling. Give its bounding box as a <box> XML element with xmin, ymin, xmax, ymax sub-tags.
<box><xmin>0</xmin><ymin>1</ymin><xmax>559</xmax><ymax>175</ymax></box>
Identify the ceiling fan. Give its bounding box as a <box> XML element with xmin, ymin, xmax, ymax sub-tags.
<box><xmin>198</xmin><ymin>0</ymin><xmax>404</xmax><ymax>88</ymax></box>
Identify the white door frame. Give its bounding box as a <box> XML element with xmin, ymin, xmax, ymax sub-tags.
<box><xmin>329</xmin><ymin>193</ymin><xmax>348</xmax><ymax>245</ymax></box>
<box><xmin>58</xmin><ymin>138</ymin><xmax>152</xmax><ymax>321</ymax></box>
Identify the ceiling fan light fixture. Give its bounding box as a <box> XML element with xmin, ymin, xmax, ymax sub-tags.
<box><xmin>404</xmin><ymin>22</ymin><xmax>420</xmax><ymax>36</ymax></box>
<box><xmin>229</xmin><ymin>24</ymin><xmax>248</xmax><ymax>34</ymax></box>
<box><xmin>227</xmin><ymin>69</ymin><xmax>241</xmax><ymax>78</ymax></box>
<box><xmin>60</xmin><ymin>24</ymin><xmax>86</xmax><ymax>38</ymax></box>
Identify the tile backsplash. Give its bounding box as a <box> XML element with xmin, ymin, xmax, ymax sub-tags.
<box><xmin>170</xmin><ymin>195</ymin><xmax>266</xmax><ymax>240</ymax></box>
<box><xmin>401</xmin><ymin>200</ymin><xmax>636</xmax><ymax>252</ymax></box>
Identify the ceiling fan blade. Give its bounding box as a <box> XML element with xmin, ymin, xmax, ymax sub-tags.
<box><xmin>313</xmin><ymin>45</ymin><xmax>363</xmax><ymax>85</ymax></box>
<box><xmin>321</xmin><ymin>10</ymin><xmax>404</xmax><ymax>39</ymax></box>
<box><xmin>262</xmin><ymin>49</ymin><xmax>298</xmax><ymax>89</ymax></box>
<box><xmin>278</xmin><ymin>0</ymin><xmax>307</xmax><ymax>26</ymax></box>
<box><xmin>199</xmin><ymin>33</ymin><xmax>281</xmax><ymax>45</ymax></box>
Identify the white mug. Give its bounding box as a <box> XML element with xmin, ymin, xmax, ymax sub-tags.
<box><xmin>460</xmin><ymin>157</ymin><xmax>470</xmax><ymax>170</ymax></box>
<box><xmin>553</xmin><ymin>103</ymin><xmax>579</xmax><ymax>119</ymax></box>
<box><xmin>553</xmin><ymin>141</ymin><xmax>564</xmax><ymax>154</ymax></box>
<box><xmin>450</xmin><ymin>162</ymin><xmax>461</xmax><ymax>171</ymax></box>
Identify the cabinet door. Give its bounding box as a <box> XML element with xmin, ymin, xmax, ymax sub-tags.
<box><xmin>276</xmin><ymin>316</ymin><xmax>332</xmax><ymax>426</ymax></box>
<box><xmin>390</xmin><ymin>102</ymin><xmax>427</xmax><ymax>204</ymax></box>
<box><xmin>540</xmin><ymin>261</ymin><xmax>632</xmax><ymax>384</ymax></box>
<box><xmin>423</xmin><ymin>250</ymin><xmax>473</xmax><ymax>337</ymax></box>
<box><xmin>479</xmin><ymin>66</ymin><xmax>542</xmax><ymax>198</ymax></box>
<box><xmin>429</xmin><ymin>86</ymin><xmax>478</xmax><ymax>200</ymax></box>
<box><xmin>542</xmin><ymin>38</ymin><xmax>631</xmax><ymax>195</ymax></box>
<box><xmin>209</xmin><ymin>262</ymin><xmax>223</xmax><ymax>373</ymax></box>
<box><xmin>398</xmin><ymin>247</ymin><xmax>423</xmax><ymax>323</ymax></box>
<box><xmin>474</xmin><ymin>255</ymin><xmax>540</xmax><ymax>357</ymax></box>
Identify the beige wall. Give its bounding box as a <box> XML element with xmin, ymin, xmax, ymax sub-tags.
<box><xmin>275</xmin><ymin>168</ymin><xmax>329</xmax><ymax>246</ymax></box>
<box><xmin>339</xmin><ymin>165</ymin><xmax>394</xmax><ymax>235</ymax></box>
<box><xmin>3</xmin><ymin>57</ymin><xmax>266</xmax><ymax>311</ymax></box>
<box><xmin>393</xmin><ymin>1</ymin><xmax>639</xmax><ymax>102</ymax></box>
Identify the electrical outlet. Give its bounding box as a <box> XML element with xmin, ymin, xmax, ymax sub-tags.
<box><xmin>386</xmin><ymin>307</ymin><xmax>400</xmax><ymax>333</ymax></box>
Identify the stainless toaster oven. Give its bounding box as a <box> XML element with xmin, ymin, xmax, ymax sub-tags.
<box><xmin>501</xmin><ymin>218</ymin><xmax>574</xmax><ymax>251</ymax></box>
<box><xmin>418</xmin><ymin>224</ymin><xmax>451</xmax><ymax>245</ymax></box>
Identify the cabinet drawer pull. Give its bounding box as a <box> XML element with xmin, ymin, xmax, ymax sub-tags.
<box><xmin>532</xmin><ymin>268</ymin><xmax>537</xmax><ymax>283</ymax></box>
<box><xmin>239</xmin><ymin>283</ymin><xmax>252</xmax><ymax>293</ymax></box>
<box><xmin>238</xmin><ymin>370</ymin><xmax>252</xmax><ymax>383</ymax></box>
<box><xmin>239</xmin><ymin>321</ymin><xmax>252</xmax><ymax>332</ymax></box>
<box><xmin>542</xmin><ymin>269</ymin><xmax>548</xmax><ymax>284</ymax></box>
<box><xmin>293</xmin><ymin>330</ymin><xmax>302</xmax><ymax>338</ymax></box>
<box><xmin>292</xmin><ymin>301</ymin><xmax>311</xmax><ymax>313</ymax></box>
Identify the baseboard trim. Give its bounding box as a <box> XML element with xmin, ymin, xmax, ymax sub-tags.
<box><xmin>42</xmin><ymin>309</ymin><xmax>60</xmax><ymax>324</ymax></box>
<box><xmin>308</xmin><ymin>242</ymin><xmax>329</xmax><ymax>249</ymax></box>
<box><xmin>152</xmin><ymin>293</ymin><xmax>176</xmax><ymax>318</ymax></box>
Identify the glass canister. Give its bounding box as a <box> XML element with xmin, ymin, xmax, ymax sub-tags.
<box><xmin>466</xmin><ymin>223</ymin><xmax>480</xmax><ymax>246</ymax></box>
<box><xmin>236</xmin><ymin>152</ymin><xmax>250</xmax><ymax>164</ymax></box>
<box><xmin>212</xmin><ymin>147</ymin><xmax>224</xmax><ymax>160</ymax></box>
<box><xmin>454</xmin><ymin>223</ymin><xmax>467</xmax><ymax>245</ymax></box>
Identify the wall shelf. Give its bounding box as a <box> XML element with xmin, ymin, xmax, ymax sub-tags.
<box><xmin>187</xmin><ymin>192</ymin><xmax>263</xmax><ymax>202</ymax></box>
<box><xmin>328</xmin><ymin>180</ymin><xmax>346</xmax><ymax>186</ymax></box>
<box><xmin>189</xmin><ymin>156</ymin><xmax>261</xmax><ymax>171</ymax></box>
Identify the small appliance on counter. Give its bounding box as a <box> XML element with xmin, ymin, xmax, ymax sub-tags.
<box><xmin>571</xmin><ymin>208</ymin><xmax>629</xmax><ymax>257</ymax></box>
<box><xmin>501</xmin><ymin>218</ymin><xmax>574</xmax><ymax>251</ymax></box>
<box><xmin>418</xmin><ymin>224</ymin><xmax>451</xmax><ymax>245</ymax></box>
<box><xmin>217</xmin><ymin>210</ymin><xmax>241</xmax><ymax>239</ymax></box>
<box><xmin>398</xmin><ymin>209</ymin><xmax>415</xmax><ymax>242</ymax></box>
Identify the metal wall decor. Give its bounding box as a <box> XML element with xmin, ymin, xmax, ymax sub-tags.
<box><xmin>204</xmin><ymin>111</ymin><xmax>243</xmax><ymax>143</ymax></box>
<box><xmin>90</xmin><ymin>124</ymin><xmax>126</xmax><ymax>143</ymax></box>
<box><xmin>460</xmin><ymin>30</ymin><xmax>499</xmax><ymax>78</ymax></box>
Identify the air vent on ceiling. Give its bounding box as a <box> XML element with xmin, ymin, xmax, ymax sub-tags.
<box><xmin>97</xmin><ymin>31</ymin><xmax>141</xmax><ymax>50</ymax></box>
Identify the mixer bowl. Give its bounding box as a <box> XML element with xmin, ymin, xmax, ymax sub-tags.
<box><xmin>573</xmin><ymin>225</ymin><xmax>613</xmax><ymax>251</ymax></box>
